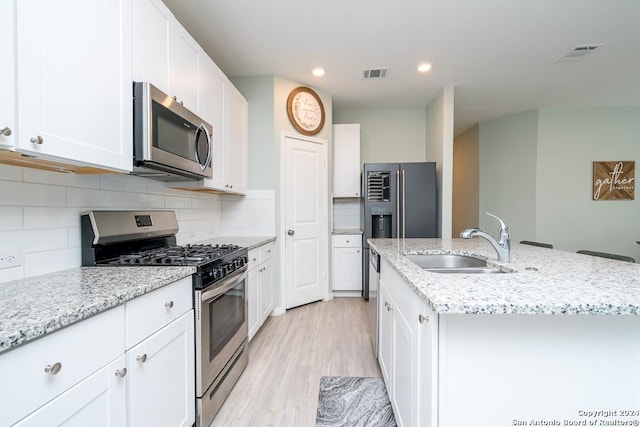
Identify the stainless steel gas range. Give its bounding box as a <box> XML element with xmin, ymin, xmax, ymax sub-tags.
<box><xmin>81</xmin><ymin>210</ymin><xmax>248</xmax><ymax>427</ymax></box>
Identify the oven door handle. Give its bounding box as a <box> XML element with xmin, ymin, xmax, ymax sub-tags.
<box><xmin>200</xmin><ymin>266</ymin><xmax>247</xmax><ymax>302</ymax></box>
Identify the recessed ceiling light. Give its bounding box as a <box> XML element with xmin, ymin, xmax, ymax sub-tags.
<box><xmin>417</xmin><ymin>63</ymin><xmax>432</xmax><ymax>73</ymax></box>
<box><xmin>312</xmin><ymin>68</ymin><xmax>325</xmax><ymax>77</ymax></box>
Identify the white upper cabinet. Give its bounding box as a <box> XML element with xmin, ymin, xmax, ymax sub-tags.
<box><xmin>0</xmin><ymin>0</ymin><xmax>15</xmax><ymax>149</ymax></box>
<box><xmin>198</xmin><ymin>56</ymin><xmax>226</xmax><ymax>190</ymax></box>
<box><xmin>224</xmin><ymin>83</ymin><xmax>248</xmax><ymax>194</ymax></box>
<box><xmin>14</xmin><ymin>0</ymin><xmax>133</xmax><ymax>172</ymax></box>
<box><xmin>333</xmin><ymin>123</ymin><xmax>361</xmax><ymax>198</ymax></box>
<box><xmin>133</xmin><ymin>0</ymin><xmax>200</xmax><ymax>113</ymax></box>
<box><xmin>132</xmin><ymin>0</ymin><xmax>171</xmax><ymax>93</ymax></box>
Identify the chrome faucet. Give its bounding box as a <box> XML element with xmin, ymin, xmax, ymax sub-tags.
<box><xmin>460</xmin><ymin>212</ymin><xmax>511</xmax><ymax>262</ymax></box>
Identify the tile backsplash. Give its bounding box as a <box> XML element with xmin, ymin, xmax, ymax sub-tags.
<box><xmin>333</xmin><ymin>199</ymin><xmax>361</xmax><ymax>229</ymax></box>
<box><xmin>0</xmin><ymin>164</ymin><xmax>274</xmax><ymax>283</ymax></box>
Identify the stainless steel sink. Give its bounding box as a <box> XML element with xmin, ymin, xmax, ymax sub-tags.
<box><xmin>404</xmin><ymin>254</ymin><xmax>504</xmax><ymax>274</ymax></box>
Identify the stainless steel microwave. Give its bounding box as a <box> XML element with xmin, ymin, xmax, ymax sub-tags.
<box><xmin>132</xmin><ymin>82</ymin><xmax>213</xmax><ymax>181</ymax></box>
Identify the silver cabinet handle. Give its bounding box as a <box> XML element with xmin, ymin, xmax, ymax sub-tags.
<box><xmin>252</xmin><ymin>257</ymin><xmax>257</xmax><ymax>262</ymax></box>
<box><xmin>419</xmin><ymin>314</ymin><xmax>429</xmax><ymax>323</ymax></box>
<box><xmin>165</xmin><ymin>301</ymin><xmax>174</xmax><ymax>309</ymax></box>
<box><xmin>1</xmin><ymin>127</ymin><xmax>11</xmax><ymax>136</ymax></box>
<box><xmin>30</xmin><ymin>135</ymin><xmax>44</xmax><ymax>144</ymax></box>
<box><xmin>346</xmin><ymin>240</ymin><xmax>350</xmax><ymax>243</ymax></box>
<box><xmin>287</xmin><ymin>229</ymin><xmax>294</xmax><ymax>236</ymax></box>
<box><xmin>267</xmin><ymin>249</ymin><xmax>271</xmax><ymax>253</ymax></box>
<box><xmin>44</xmin><ymin>362</ymin><xmax>62</xmax><ymax>375</ymax></box>
<box><xmin>137</xmin><ymin>354</ymin><xmax>147</xmax><ymax>363</ymax></box>
<box><xmin>115</xmin><ymin>368</ymin><xmax>127</xmax><ymax>378</ymax></box>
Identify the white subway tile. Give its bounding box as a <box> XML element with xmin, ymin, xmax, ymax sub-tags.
<box><xmin>68</xmin><ymin>227</ymin><xmax>81</xmax><ymax>247</ymax></box>
<box><xmin>165</xmin><ymin>196</ymin><xmax>192</xmax><ymax>209</ymax></box>
<box><xmin>23</xmin><ymin>168</ymin><xmax>101</xmax><ymax>189</ymax></box>
<box><xmin>0</xmin><ymin>207</ymin><xmax>23</xmax><ymax>230</ymax></box>
<box><xmin>0</xmin><ymin>228</ymin><xmax>68</xmax><ymax>252</ymax></box>
<box><xmin>100</xmin><ymin>174</ymin><xmax>148</xmax><ymax>193</ymax></box>
<box><xmin>24</xmin><ymin>247</ymin><xmax>81</xmax><ymax>277</ymax></box>
<box><xmin>0</xmin><ymin>164</ymin><xmax>23</xmax><ymax>181</ymax></box>
<box><xmin>24</xmin><ymin>207</ymin><xmax>81</xmax><ymax>229</ymax></box>
<box><xmin>0</xmin><ymin>181</ymin><xmax>67</xmax><ymax>207</ymax></box>
<box><xmin>192</xmin><ymin>196</ymin><xmax>221</xmax><ymax>210</ymax></box>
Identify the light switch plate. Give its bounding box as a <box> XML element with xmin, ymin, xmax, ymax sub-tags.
<box><xmin>0</xmin><ymin>250</ymin><xmax>21</xmax><ymax>269</ymax></box>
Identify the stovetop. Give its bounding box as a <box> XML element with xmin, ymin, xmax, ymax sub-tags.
<box><xmin>106</xmin><ymin>244</ymin><xmax>243</xmax><ymax>266</ymax></box>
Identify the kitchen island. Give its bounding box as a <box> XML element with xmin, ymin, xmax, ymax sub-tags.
<box><xmin>369</xmin><ymin>238</ymin><xmax>640</xmax><ymax>427</ymax></box>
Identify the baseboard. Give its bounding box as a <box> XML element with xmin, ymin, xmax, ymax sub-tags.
<box><xmin>270</xmin><ymin>306</ymin><xmax>285</xmax><ymax>316</ymax></box>
<box><xmin>332</xmin><ymin>290</ymin><xmax>362</xmax><ymax>298</ymax></box>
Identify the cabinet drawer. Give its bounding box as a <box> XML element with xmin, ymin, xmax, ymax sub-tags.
<box><xmin>0</xmin><ymin>306</ymin><xmax>125</xmax><ymax>426</ymax></box>
<box><xmin>332</xmin><ymin>234</ymin><xmax>362</xmax><ymax>248</ymax></box>
<box><xmin>125</xmin><ymin>276</ymin><xmax>192</xmax><ymax>349</ymax></box>
<box><xmin>248</xmin><ymin>248</ymin><xmax>259</xmax><ymax>271</ymax></box>
<box><xmin>259</xmin><ymin>242</ymin><xmax>274</xmax><ymax>261</ymax></box>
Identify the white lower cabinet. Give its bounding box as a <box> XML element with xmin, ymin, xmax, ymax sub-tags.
<box><xmin>248</xmin><ymin>242</ymin><xmax>275</xmax><ymax>341</ymax></box>
<box><xmin>15</xmin><ymin>356</ymin><xmax>127</xmax><ymax>427</ymax></box>
<box><xmin>0</xmin><ymin>277</ymin><xmax>195</xmax><ymax>427</ymax></box>
<box><xmin>331</xmin><ymin>234</ymin><xmax>362</xmax><ymax>292</ymax></box>
<box><xmin>378</xmin><ymin>261</ymin><xmax>418</xmax><ymax>427</ymax></box>
<box><xmin>126</xmin><ymin>311</ymin><xmax>195</xmax><ymax>427</ymax></box>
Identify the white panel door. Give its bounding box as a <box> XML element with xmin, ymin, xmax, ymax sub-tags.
<box><xmin>15</xmin><ymin>0</ymin><xmax>133</xmax><ymax>172</ymax></box>
<box><xmin>284</xmin><ymin>134</ymin><xmax>328</xmax><ymax>309</ymax></box>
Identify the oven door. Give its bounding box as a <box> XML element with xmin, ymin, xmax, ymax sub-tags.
<box><xmin>195</xmin><ymin>266</ymin><xmax>248</xmax><ymax>396</ymax></box>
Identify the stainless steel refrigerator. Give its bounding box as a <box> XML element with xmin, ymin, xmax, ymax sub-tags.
<box><xmin>362</xmin><ymin>162</ymin><xmax>438</xmax><ymax>300</ymax></box>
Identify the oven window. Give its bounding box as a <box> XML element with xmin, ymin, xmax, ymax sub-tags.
<box><xmin>208</xmin><ymin>280</ymin><xmax>245</xmax><ymax>362</ymax></box>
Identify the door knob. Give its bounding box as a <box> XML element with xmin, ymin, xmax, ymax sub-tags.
<box><xmin>287</xmin><ymin>229</ymin><xmax>295</xmax><ymax>236</ymax></box>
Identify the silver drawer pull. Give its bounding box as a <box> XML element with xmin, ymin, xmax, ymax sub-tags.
<box><xmin>44</xmin><ymin>362</ymin><xmax>62</xmax><ymax>375</ymax></box>
<box><xmin>137</xmin><ymin>354</ymin><xmax>147</xmax><ymax>363</ymax></box>
<box><xmin>165</xmin><ymin>301</ymin><xmax>174</xmax><ymax>309</ymax></box>
<box><xmin>30</xmin><ymin>135</ymin><xmax>44</xmax><ymax>145</ymax></box>
<box><xmin>419</xmin><ymin>314</ymin><xmax>429</xmax><ymax>324</ymax></box>
<box><xmin>115</xmin><ymin>368</ymin><xmax>127</xmax><ymax>378</ymax></box>
<box><xmin>1</xmin><ymin>127</ymin><xmax>11</xmax><ymax>136</ymax></box>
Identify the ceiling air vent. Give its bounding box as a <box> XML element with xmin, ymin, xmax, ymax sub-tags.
<box><xmin>363</xmin><ymin>68</ymin><xmax>389</xmax><ymax>79</ymax></box>
<box><xmin>557</xmin><ymin>44</ymin><xmax>603</xmax><ymax>62</ymax></box>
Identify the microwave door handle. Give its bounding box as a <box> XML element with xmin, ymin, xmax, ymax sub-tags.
<box><xmin>194</xmin><ymin>123</ymin><xmax>212</xmax><ymax>171</ymax></box>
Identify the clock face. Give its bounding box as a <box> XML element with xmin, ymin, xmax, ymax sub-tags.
<box><xmin>287</xmin><ymin>87</ymin><xmax>325</xmax><ymax>136</ymax></box>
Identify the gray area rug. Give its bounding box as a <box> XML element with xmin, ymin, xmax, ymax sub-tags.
<box><xmin>316</xmin><ymin>376</ymin><xmax>397</xmax><ymax>427</ymax></box>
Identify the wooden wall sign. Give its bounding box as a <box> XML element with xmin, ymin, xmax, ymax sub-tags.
<box><xmin>593</xmin><ymin>161</ymin><xmax>635</xmax><ymax>200</ymax></box>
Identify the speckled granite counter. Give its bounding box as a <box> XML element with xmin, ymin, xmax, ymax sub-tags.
<box><xmin>196</xmin><ymin>236</ymin><xmax>276</xmax><ymax>250</ymax></box>
<box><xmin>369</xmin><ymin>238</ymin><xmax>640</xmax><ymax>315</ymax></box>
<box><xmin>0</xmin><ymin>266</ymin><xmax>196</xmax><ymax>354</ymax></box>
<box><xmin>332</xmin><ymin>229</ymin><xmax>363</xmax><ymax>235</ymax></box>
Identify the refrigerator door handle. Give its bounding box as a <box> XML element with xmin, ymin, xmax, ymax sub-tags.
<box><xmin>401</xmin><ymin>168</ymin><xmax>406</xmax><ymax>240</ymax></box>
<box><xmin>396</xmin><ymin>168</ymin><xmax>401</xmax><ymax>240</ymax></box>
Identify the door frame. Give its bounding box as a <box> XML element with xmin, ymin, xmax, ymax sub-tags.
<box><xmin>278</xmin><ymin>131</ymin><xmax>330</xmax><ymax>311</ymax></box>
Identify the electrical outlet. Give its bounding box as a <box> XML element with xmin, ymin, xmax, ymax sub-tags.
<box><xmin>0</xmin><ymin>250</ymin><xmax>22</xmax><ymax>269</ymax></box>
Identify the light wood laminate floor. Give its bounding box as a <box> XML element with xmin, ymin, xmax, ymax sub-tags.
<box><xmin>211</xmin><ymin>297</ymin><xmax>381</xmax><ymax>427</ymax></box>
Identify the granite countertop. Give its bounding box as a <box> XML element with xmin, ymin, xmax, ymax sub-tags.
<box><xmin>332</xmin><ymin>229</ymin><xmax>363</xmax><ymax>235</ymax></box>
<box><xmin>0</xmin><ymin>266</ymin><xmax>196</xmax><ymax>354</ymax></box>
<box><xmin>369</xmin><ymin>238</ymin><xmax>640</xmax><ymax>316</ymax></box>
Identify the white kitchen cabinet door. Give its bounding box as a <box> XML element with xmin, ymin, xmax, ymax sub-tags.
<box><xmin>14</xmin><ymin>356</ymin><xmax>127</xmax><ymax>427</ymax></box>
<box><xmin>132</xmin><ymin>0</ymin><xmax>172</xmax><ymax>94</ymax></box>
<box><xmin>260</xmin><ymin>256</ymin><xmax>275</xmax><ymax>321</ymax></box>
<box><xmin>248</xmin><ymin>261</ymin><xmax>261</xmax><ymax>341</ymax></box>
<box><xmin>391</xmin><ymin>300</ymin><xmax>415</xmax><ymax>427</ymax></box>
<box><xmin>126</xmin><ymin>311</ymin><xmax>195</xmax><ymax>427</ymax></box>
<box><xmin>15</xmin><ymin>0</ymin><xmax>133</xmax><ymax>172</ymax></box>
<box><xmin>199</xmin><ymin>56</ymin><xmax>226</xmax><ymax>191</ymax></box>
<box><xmin>0</xmin><ymin>0</ymin><xmax>15</xmax><ymax>149</ymax></box>
<box><xmin>169</xmin><ymin>20</ymin><xmax>200</xmax><ymax>113</ymax></box>
<box><xmin>224</xmin><ymin>83</ymin><xmax>248</xmax><ymax>194</ymax></box>
<box><xmin>332</xmin><ymin>247</ymin><xmax>362</xmax><ymax>291</ymax></box>
<box><xmin>332</xmin><ymin>123</ymin><xmax>360</xmax><ymax>198</ymax></box>
<box><xmin>332</xmin><ymin>235</ymin><xmax>362</xmax><ymax>292</ymax></box>
<box><xmin>378</xmin><ymin>281</ymin><xmax>393</xmax><ymax>385</ymax></box>
<box><xmin>417</xmin><ymin>300</ymin><xmax>438</xmax><ymax>427</ymax></box>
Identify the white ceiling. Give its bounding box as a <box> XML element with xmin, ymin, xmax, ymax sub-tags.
<box><xmin>162</xmin><ymin>0</ymin><xmax>640</xmax><ymax>136</ymax></box>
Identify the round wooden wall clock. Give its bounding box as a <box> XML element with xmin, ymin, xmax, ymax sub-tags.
<box><xmin>286</xmin><ymin>86</ymin><xmax>325</xmax><ymax>136</ymax></box>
